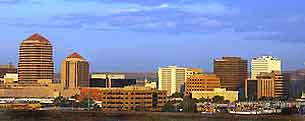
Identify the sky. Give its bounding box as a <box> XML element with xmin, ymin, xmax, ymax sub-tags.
<box><xmin>0</xmin><ymin>0</ymin><xmax>305</xmax><ymax>72</ymax></box>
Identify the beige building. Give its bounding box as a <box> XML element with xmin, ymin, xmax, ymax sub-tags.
<box><xmin>3</xmin><ymin>73</ymin><xmax>18</xmax><ymax>84</ymax></box>
<box><xmin>0</xmin><ymin>80</ymin><xmax>61</xmax><ymax>98</ymax></box>
<box><xmin>256</xmin><ymin>71</ymin><xmax>287</xmax><ymax>98</ymax></box>
<box><xmin>158</xmin><ymin>66</ymin><xmax>202</xmax><ymax>96</ymax></box>
<box><xmin>251</xmin><ymin>56</ymin><xmax>281</xmax><ymax>79</ymax></box>
<box><xmin>79</xmin><ymin>86</ymin><xmax>167</xmax><ymax>112</ymax></box>
<box><xmin>185</xmin><ymin>73</ymin><xmax>220</xmax><ymax>96</ymax></box>
<box><xmin>144</xmin><ymin>80</ymin><xmax>157</xmax><ymax>89</ymax></box>
<box><xmin>191</xmin><ymin>88</ymin><xmax>239</xmax><ymax>102</ymax></box>
<box><xmin>61</xmin><ymin>52</ymin><xmax>89</xmax><ymax>89</ymax></box>
<box><xmin>18</xmin><ymin>33</ymin><xmax>54</xmax><ymax>84</ymax></box>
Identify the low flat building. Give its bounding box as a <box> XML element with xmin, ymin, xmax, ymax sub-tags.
<box><xmin>90</xmin><ymin>79</ymin><xmax>136</xmax><ymax>88</ymax></box>
<box><xmin>144</xmin><ymin>80</ymin><xmax>157</xmax><ymax>89</ymax></box>
<box><xmin>3</xmin><ymin>73</ymin><xmax>18</xmax><ymax>84</ymax></box>
<box><xmin>0</xmin><ymin>83</ymin><xmax>60</xmax><ymax>98</ymax></box>
<box><xmin>79</xmin><ymin>86</ymin><xmax>167</xmax><ymax>112</ymax></box>
<box><xmin>191</xmin><ymin>88</ymin><xmax>239</xmax><ymax>102</ymax></box>
<box><xmin>91</xmin><ymin>73</ymin><xmax>125</xmax><ymax>79</ymax></box>
<box><xmin>0</xmin><ymin>64</ymin><xmax>17</xmax><ymax>78</ymax></box>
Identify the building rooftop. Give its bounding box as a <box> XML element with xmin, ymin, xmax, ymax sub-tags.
<box><xmin>67</xmin><ymin>52</ymin><xmax>85</xmax><ymax>59</ymax></box>
<box><xmin>24</xmin><ymin>33</ymin><xmax>50</xmax><ymax>43</ymax></box>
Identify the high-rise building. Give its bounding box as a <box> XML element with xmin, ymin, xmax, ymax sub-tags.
<box><xmin>18</xmin><ymin>33</ymin><xmax>54</xmax><ymax>84</ymax></box>
<box><xmin>251</xmin><ymin>56</ymin><xmax>281</xmax><ymax>79</ymax></box>
<box><xmin>214</xmin><ymin>57</ymin><xmax>248</xmax><ymax>91</ymax></box>
<box><xmin>61</xmin><ymin>52</ymin><xmax>89</xmax><ymax>89</ymax></box>
<box><xmin>158</xmin><ymin>66</ymin><xmax>187</xmax><ymax>96</ymax></box>
<box><xmin>185</xmin><ymin>73</ymin><xmax>220</xmax><ymax>96</ymax></box>
<box><xmin>158</xmin><ymin>66</ymin><xmax>200</xmax><ymax>96</ymax></box>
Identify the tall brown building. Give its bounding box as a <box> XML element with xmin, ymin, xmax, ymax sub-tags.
<box><xmin>185</xmin><ymin>73</ymin><xmax>220</xmax><ymax>96</ymax></box>
<box><xmin>61</xmin><ymin>52</ymin><xmax>89</xmax><ymax>89</ymax></box>
<box><xmin>214</xmin><ymin>57</ymin><xmax>248</xmax><ymax>91</ymax></box>
<box><xmin>18</xmin><ymin>33</ymin><xmax>54</xmax><ymax>84</ymax></box>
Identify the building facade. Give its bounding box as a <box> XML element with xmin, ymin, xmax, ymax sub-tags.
<box><xmin>89</xmin><ymin>79</ymin><xmax>136</xmax><ymax>88</ymax></box>
<box><xmin>61</xmin><ymin>52</ymin><xmax>90</xmax><ymax>89</ymax></box>
<box><xmin>18</xmin><ymin>33</ymin><xmax>54</xmax><ymax>84</ymax></box>
<box><xmin>91</xmin><ymin>73</ymin><xmax>125</xmax><ymax>80</ymax></box>
<box><xmin>214</xmin><ymin>57</ymin><xmax>248</xmax><ymax>91</ymax></box>
<box><xmin>90</xmin><ymin>73</ymin><xmax>136</xmax><ymax>88</ymax></box>
<box><xmin>191</xmin><ymin>88</ymin><xmax>239</xmax><ymax>102</ymax></box>
<box><xmin>158</xmin><ymin>66</ymin><xmax>200</xmax><ymax>96</ymax></box>
<box><xmin>185</xmin><ymin>73</ymin><xmax>220</xmax><ymax>96</ymax></box>
<box><xmin>79</xmin><ymin>86</ymin><xmax>167</xmax><ymax>112</ymax></box>
<box><xmin>245</xmin><ymin>71</ymin><xmax>288</xmax><ymax>99</ymax></box>
<box><xmin>251</xmin><ymin>56</ymin><xmax>281</xmax><ymax>79</ymax></box>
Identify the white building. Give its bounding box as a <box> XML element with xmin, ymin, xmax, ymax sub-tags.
<box><xmin>251</xmin><ymin>56</ymin><xmax>281</xmax><ymax>79</ymax></box>
<box><xmin>158</xmin><ymin>66</ymin><xmax>201</xmax><ymax>96</ymax></box>
<box><xmin>91</xmin><ymin>73</ymin><xmax>125</xmax><ymax>79</ymax></box>
<box><xmin>3</xmin><ymin>73</ymin><xmax>18</xmax><ymax>84</ymax></box>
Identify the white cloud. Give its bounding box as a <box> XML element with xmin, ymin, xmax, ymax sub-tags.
<box><xmin>159</xmin><ymin>3</ymin><xmax>169</xmax><ymax>8</ymax></box>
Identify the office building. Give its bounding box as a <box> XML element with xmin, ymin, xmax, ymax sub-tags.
<box><xmin>79</xmin><ymin>86</ymin><xmax>167</xmax><ymax>112</ymax></box>
<box><xmin>158</xmin><ymin>66</ymin><xmax>200</xmax><ymax>96</ymax></box>
<box><xmin>18</xmin><ymin>33</ymin><xmax>54</xmax><ymax>84</ymax></box>
<box><xmin>125</xmin><ymin>72</ymin><xmax>157</xmax><ymax>86</ymax></box>
<box><xmin>244</xmin><ymin>79</ymin><xmax>258</xmax><ymax>100</ymax></box>
<box><xmin>61</xmin><ymin>52</ymin><xmax>90</xmax><ymax>89</ymax></box>
<box><xmin>251</xmin><ymin>56</ymin><xmax>281</xmax><ymax>79</ymax></box>
<box><xmin>185</xmin><ymin>73</ymin><xmax>220</xmax><ymax>96</ymax></box>
<box><xmin>90</xmin><ymin>78</ymin><xmax>136</xmax><ymax>88</ymax></box>
<box><xmin>214</xmin><ymin>57</ymin><xmax>248</xmax><ymax>91</ymax></box>
<box><xmin>245</xmin><ymin>71</ymin><xmax>288</xmax><ymax>99</ymax></box>
<box><xmin>144</xmin><ymin>80</ymin><xmax>157</xmax><ymax>89</ymax></box>
<box><xmin>0</xmin><ymin>64</ymin><xmax>17</xmax><ymax>78</ymax></box>
<box><xmin>283</xmin><ymin>69</ymin><xmax>305</xmax><ymax>98</ymax></box>
<box><xmin>90</xmin><ymin>73</ymin><xmax>136</xmax><ymax>88</ymax></box>
<box><xmin>191</xmin><ymin>88</ymin><xmax>239</xmax><ymax>102</ymax></box>
<box><xmin>91</xmin><ymin>73</ymin><xmax>125</xmax><ymax>79</ymax></box>
<box><xmin>186</xmin><ymin>68</ymin><xmax>203</xmax><ymax>78</ymax></box>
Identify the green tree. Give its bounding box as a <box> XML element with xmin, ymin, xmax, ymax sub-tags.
<box><xmin>171</xmin><ymin>92</ymin><xmax>182</xmax><ymax>98</ymax></box>
<box><xmin>196</xmin><ymin>97</ymin><xmax>208</xmax><ymax>103</ymax></box>
<box><xmin>212</xmin><ymin>95</ymin><xmax>225</xmax><ymax>104</ymax></box>
<box><xmin>54</xmin><ymin>96</ymin><xmax>68</xmax><ymax>107</ymax></box>
<box><xmin>162</xmin><ymin>102</ymin><xmax>176</xmax><ymax>112</ymax></box>
<box><xmin>79</xmin><ymin>98</ymin><xmax>100</xmax><ymax>110</ymax></box>
<box><xmin>180</xmin><ymin>96</ymin><xmax>197</xmax><ymax>112</ymax></box>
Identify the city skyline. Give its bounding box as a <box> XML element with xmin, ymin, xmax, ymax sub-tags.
<box><xmin>0</xmin><ymin>0</ymin><xmax>305</xmax><ymax>72</ymax></box>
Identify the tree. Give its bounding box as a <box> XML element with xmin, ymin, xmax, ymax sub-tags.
<box><xmin>162</xmin><ymin>102</ymin><xmax>176</xmax><ymax>112</ymax></box>
<box><xmin>79</xmin><ymin>98</ymin><xmax>100</xmax><ymax>110</ymax></box>
<box><xmin>223</xmin><ymin>100</ymin><xmax>230</xmax><ymax>104</ymax></box>
<box><xmin>180</xmin><ymin>96</ymin><xmax>197</xmax><ymax>112</ymax></box>
<box><xmin>171</xmin><ymin>92</ymin><xmax>182</xmax><ymax>98</ymax></box>
<box><xmin>212</xmin><ymin>95</ymin><xmax>225</xmax><ymax>104</ymax></box>
<box><xmin>54</xmin><ymin>96</ymin><xmax>68</xmax><ymax>107</ymax></box>
<box><xmin>196</xmin><ymin>97</ymin><xmax>208</xmax><ymax>103</ymax></box>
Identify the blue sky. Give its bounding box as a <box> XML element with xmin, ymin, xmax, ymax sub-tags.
<box><xmin>0</xmin><ymin>0</ymin><xmax>305</xmax><ymax>72</ymax></box>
